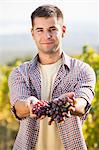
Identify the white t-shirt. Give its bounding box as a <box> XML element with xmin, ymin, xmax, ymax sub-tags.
<box><xmin>36</xmin><ymin>59</ymin><xmax>64</xmax><ymax>150</ymax></box>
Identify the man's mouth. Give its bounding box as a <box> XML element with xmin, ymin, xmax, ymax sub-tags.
<box><xmin>41</xmin><ymin>42</ymin><xmax>54</xmax><ymax>44</ymax></box>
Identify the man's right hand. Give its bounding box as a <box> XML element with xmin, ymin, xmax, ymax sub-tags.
<box><xmin>27</xmin><ymin>96</ymin><xmax>48</xmax><ymax>119</ymax></box>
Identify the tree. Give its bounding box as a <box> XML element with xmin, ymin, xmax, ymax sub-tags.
<box><xmin>76</xmin><ymin>45</ymin><xmax>99</xmax><ymax>150</ymax></box>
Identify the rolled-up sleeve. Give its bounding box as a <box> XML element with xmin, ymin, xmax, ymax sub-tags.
<box><xmin>8</xmin><ymin>67</ymin><xmax>31</xmax><ymax>106</ymax></box>
<box><xmin>74</xmin><ymin>63</ymin><xmax>96</xmax><ymax>119</ymax></box>
<box><xmin>75</xmin><ymin>64</ymin><xmax>96</xmax><ymax>103</ymax></box>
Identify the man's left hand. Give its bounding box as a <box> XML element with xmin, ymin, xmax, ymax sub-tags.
<box><xmin>68</xmin><ymin>98</ymin><xmax>87</xmax><ymax>116</ymax></box>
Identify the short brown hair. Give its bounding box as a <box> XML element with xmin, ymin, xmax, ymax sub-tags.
<box><xmin>31</xmin><ymin>4</ymin><xmax>63</xmax><ymax>27</ymax></box>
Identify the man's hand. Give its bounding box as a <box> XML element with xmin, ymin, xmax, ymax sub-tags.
<box><xmin>28</xmin><ymin>93</ymin><xmax>87</xmax><ymax>125</ymax></box>
<box><xmin>68</xmin><ymin>98</ymin><xmax>87</xmax><ymax>116</ymax></box>
<box><xmin>60</xmin><ymin>93</ymin><xmax>87</xmax><ymax>116</ymax></box>
<box><xmin>48</xmin><ymin>92</ymin><xmax>76</xmax><ymax>125</ymax></box>
<box><xmin>28</xmin><ymin>93</ymin><xmax>75</xmax><ymax>124</ymax></box>
<box><xmin>58</xmin><ymin>92</ymin><xmax>75</xmax><ymax>106</ymax></box>
<box><xmin>27</xmin><ymin>96</ymin><xmax>39</xmax><ymax>118</ymax></box>
<box><xmin>27</xmin><ymin>96</ymin><xmax>48</xmax><ymax>119</ymax></box>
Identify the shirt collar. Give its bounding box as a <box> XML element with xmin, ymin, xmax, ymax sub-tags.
<box><xmin>32</xmin><ymin>51</ymin><xmax>71</xmax><ymax>69</ymax></box>
<box><xmin>62</xmin><ymin>51</ymin><xmax>71</xmax><ymax>70</ymax></box>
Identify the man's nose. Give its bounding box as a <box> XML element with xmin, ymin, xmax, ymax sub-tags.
<box><xmin>44</xmin><ymin>31</ymin><xmax>52</xmax><ymax>39</ymax></box>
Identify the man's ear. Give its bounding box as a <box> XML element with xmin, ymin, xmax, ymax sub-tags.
<box><xmin>31</xmin><ymin>28</ymin><xmax>34</xmax><ymax>38</ymax></box>
<box><xmin>62</xmin><ymin>25</ymin><xmax>66</xmax><ymax>37</ymax></box>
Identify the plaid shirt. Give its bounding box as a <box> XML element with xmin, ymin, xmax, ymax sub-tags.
<box><xmin>8</xmin><ymin>52</ymin><xmax>96</xmax><ymax>150</ymax></box>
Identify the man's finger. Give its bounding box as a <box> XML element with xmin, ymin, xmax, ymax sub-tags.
<box><xmin>64</xmin><ymin>92</ymin><xmax>75</xmax><ymax>99</ymax></box>
<box><xmin>68</xmin><ymin>106</ymin><xmax>76</xmax><ymax>112</ymax></box>
<box><xmin>62</xmin><ymin>111</ymin><xmax>71</xmax><ymax>118</ymax></box>
<box><xmin>30</xmin><ymin>113</ymin><xmax>37</xmax><ymax>118</ymax></box>
<box><xmin>38</xmin><ymin>115</ymin><xmax>46</xmax><ymax>120</ymax></box>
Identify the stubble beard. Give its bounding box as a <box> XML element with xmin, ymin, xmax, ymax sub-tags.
<box><xmin>41</xmin><ymin>44</ymin><xmax>59</xmax><ymax>54</ymax></box>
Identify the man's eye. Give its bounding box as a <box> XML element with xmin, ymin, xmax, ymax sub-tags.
<box><xmin>50</xmin><ymin>28</ymin><xmax>57</xmax><ymax>32</ymax></box>
<box><xmin>37</xmin><ymin>30</ymin><xmax>43</xmax><ymax>32</ymax></box>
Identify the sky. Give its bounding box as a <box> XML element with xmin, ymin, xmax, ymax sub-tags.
<box><xmin>0</xmin><ymin>0</ymin><xmax>98</xmax><ymax>35</ymax></box>
<box><xmin>0</xmin><ymin>0</ymin><xmax>98</xmax><ymax>64</ymax></box>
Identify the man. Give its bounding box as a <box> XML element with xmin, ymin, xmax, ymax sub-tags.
<box><xmin>8</xmin><ymin>4</ymin><xmax>96</xmax><ymax>150</ymax></box>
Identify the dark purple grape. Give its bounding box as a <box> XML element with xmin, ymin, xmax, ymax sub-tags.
<box><xmin>31</xmin><ymin>96</ymin><xmax>72</xmax><ymax>125</ymax></box>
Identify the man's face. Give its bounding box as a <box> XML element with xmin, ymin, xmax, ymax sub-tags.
<box><xmin>31</xmin><ymin>16</ymin><xmax>66</xmax><ymax>54</ymax></box>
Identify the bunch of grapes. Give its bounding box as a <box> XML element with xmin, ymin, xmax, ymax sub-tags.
<box><xmin>31</xmin><ymin>97</ymin><xmax>72</xmax><ymax>125</ymax></box>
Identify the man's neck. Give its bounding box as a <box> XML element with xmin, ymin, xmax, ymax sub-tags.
<box><xmin>38</xmin><ymin>51</ymin><xmax>62</xmax><ymax>65</ymax></box>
